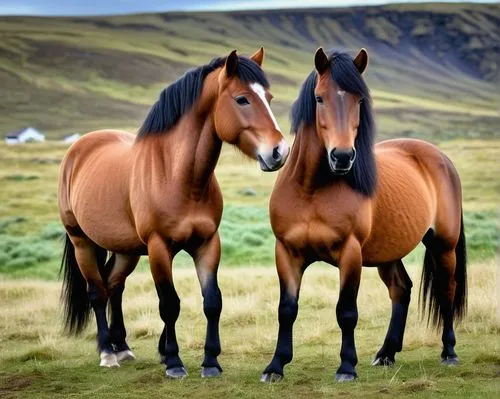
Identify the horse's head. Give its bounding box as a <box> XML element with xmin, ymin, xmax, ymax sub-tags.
<box><xmin>214</xmin><ymin>48</ymin><xmax>289</xmax><ymax>172</ymax></box>
<box><xmin>313</xmin><ymin>48</ymin><xmax>369</xmax><ymax>175</ymax></box>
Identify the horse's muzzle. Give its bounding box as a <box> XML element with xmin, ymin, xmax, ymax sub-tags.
<box><xmin>258</xmin><ymin>139</ymin><xmax>289</xmax><ymax>172</ymax></box>
<box><xmin>328</xmin><ymin>147</ymin><xmax>356</xmax><ymax>175</ymax></box>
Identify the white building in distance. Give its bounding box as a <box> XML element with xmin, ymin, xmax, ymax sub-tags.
<box><xmin>4</xmin><ymin>127</ymin><xmax>45</xmax><ymax>144</ymax></box>
<box><xmin>63</xmin><ymin>133</ymin><xmax>81</xmax><ymax>144</ymax></box>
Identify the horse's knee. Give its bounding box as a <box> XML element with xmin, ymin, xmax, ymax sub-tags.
<box><xmin>336</xmin><ymin>307</ymin><xmax>358</xmax><ymax>331</ymax></box>
<box><xmin>157</xmin><ymin>282</ymin><xmax>180</xmax><ymax>321</ymax></box>
<box><xmin>278</xmin><ymin>294</ymin><xmax>298</xmax><ymax>325</ymax></box>
<box><xmin>203</xmin><ymin>286</ymin><xmax>222</xmax><ymax>319</ymax></box>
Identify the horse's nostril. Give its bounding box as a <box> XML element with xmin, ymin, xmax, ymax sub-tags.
<box><xmin>272</xmin><ymin>146</ymin><xmax>281</xmax><ymax>160</ymax></box>
<box><xmin>350</xmin><ymin>147</ymin><xmax>357</xmax><ymax>161</ymax></box>
<box><xmin>330</xmin><ymin>147</ymin><xmax>355</xmax><ymax>165</ymax></box>
<box><xmin>330</xmin><ymin>147</ymin><xmax>337</xmax><ymax>161</ymax></box>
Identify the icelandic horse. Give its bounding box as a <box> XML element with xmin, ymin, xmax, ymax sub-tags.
<box><xmin>261</xmin><ymin>48</ymin><xmax>467</xmax><ymax>383</ymax></box>
<box><xmin>58</xmin><ymin>48</ymin><xmax>289</xmax><ymax>378</ymax></box>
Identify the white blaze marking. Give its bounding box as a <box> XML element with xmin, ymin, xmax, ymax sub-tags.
<box><xmin>250</xmin><ymin>82</ymin><xmax>281</xmax><ymax>132</ymax></box>
<box><xmin>337</xmin><ymin>90</ymin><xmax>346</xmax><ymax>98</ymax></box>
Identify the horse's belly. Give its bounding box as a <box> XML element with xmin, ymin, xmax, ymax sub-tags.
<box><xmin>362</xmin><ymin>152</ymin><xmax>435</xmax><ymax>264</ymax></box>
<box><xmin>71</xmin><ymin>180</ymin><xmax>143</xmax><ymax>252</ymax></box>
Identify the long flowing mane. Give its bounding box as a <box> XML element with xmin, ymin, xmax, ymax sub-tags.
<box><xmin>291</xmin><ymin>50</ymin><xmax>377</xmax><ymax>197</ymax></box>
<box><xmin>137</xmin><ymin>55</ymin><xmax>269</xmax><ymax>138</ymax></box>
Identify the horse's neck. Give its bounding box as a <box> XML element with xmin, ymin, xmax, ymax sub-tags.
<box><xmin>138</xmin><ymin>75</ymin><xmax>222</xmax><ymax>196</ymax></box>
<box><xmin>288</xmin><ymin>125</ymin><xmax>330</xmax><ymax>192</ymax></box>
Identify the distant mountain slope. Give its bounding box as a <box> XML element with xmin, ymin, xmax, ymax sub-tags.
<box><xmin>0</xmin><ymin>3</ymin><xmax>498</xmax><ymax>140</ymax></box>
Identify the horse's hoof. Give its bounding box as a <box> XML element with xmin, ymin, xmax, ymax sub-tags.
<box><xmin>201</xmin><ymin>366</ymin><xmax>222</xmax><ymax>378</ymax></box>
<box><xmin>260</xmin><ymin>372</ymin><xmax>283</xmax><ymax>383</ymax></box>
<box><xmin>165</xmin><ymin>367</ymin><xmax>188</xmax><ymax>379</ymax></box>
<box><xmin>116</xmin><ymin>349</ymin><xmax>136</xmax><ymax>363</ymax></box>
<box><xmin>372</xmin><ymin>356</ymin><xmax>395</xmax><ymax>366</ymax></box>
<box><xmin>336</xmin><ymin>373</ymin><xmax>356</xmax><ymax>382</ymax></box>
<box><xmin>100</xmin><ymin>352</ymin><xmax>120</xmax><ymax>368</ymax></box>
<box><xmin>441</xmin><ymin>356</ymin><xmax>459</xmax><ymax>366</ymax></box>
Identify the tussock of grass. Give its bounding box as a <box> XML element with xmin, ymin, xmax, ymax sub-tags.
<box><xmin>14</xmin><ymin>347</ymin><xmax>60</xmax><ymax>363</ymax></box>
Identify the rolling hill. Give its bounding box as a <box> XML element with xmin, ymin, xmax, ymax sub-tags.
<box><xmin>0</xmin><ymin>2</ymin><xmax>498</xmax><ymax>140</ymax></box>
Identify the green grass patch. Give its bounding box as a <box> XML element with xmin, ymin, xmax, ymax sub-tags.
<box><xmin>3</xmin><ymin>174</ymin><xmax>40</xmax><ymax>181</ymax></box>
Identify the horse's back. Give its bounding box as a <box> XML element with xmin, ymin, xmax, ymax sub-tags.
<box><xmin>362</xmin><ymin>138</ymin><xmax>462</xmax><ymax>264</ymax></box>
<box><xmin>59</xmin><ymin>130</ymin><xmax>143</xmax><ymax>252</ymax></box>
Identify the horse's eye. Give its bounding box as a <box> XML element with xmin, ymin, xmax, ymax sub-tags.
<box><xmin>236</xmin><ymin>96</ymin><xmax>250</xmax><ymax>106</ymax></box>
<box><xmin>315</xmin><ymin>96</ymin><xmax>323</xmax><ymax>104</ymax></box>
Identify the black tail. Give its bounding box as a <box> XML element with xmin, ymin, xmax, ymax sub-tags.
<box><xmin>60</xmin><ymin>234</ymin><xmax>108</xmax><ymax>334</ymax></box>
<box><xmin>419</xmin><ymin>214</ymin><xmax>468</xmax><ymax>328</ymax></box>
<box><xmin>453</xmin><ymin>216</ymin><xmax>468</xmax><ymax>322</ymax></box>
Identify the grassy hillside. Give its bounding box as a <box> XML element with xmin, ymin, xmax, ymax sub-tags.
<box><xmin>0</xmin><ymin>3</ymin><xmax>499</xmax><ymax>139</ymax></box>
<box><xmin>0</xmin><ymin>138</ymin><xmax>498</xmax><ymax>279</ymax></box>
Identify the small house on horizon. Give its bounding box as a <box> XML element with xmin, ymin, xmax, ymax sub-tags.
<box><xmin>63</xmin><ymin>133</ymin><xmax>81</xmax><ymax>144</ymax></box>
<box><xmin>4</xmin><ymin>127</ymin><xmax>45</xmax><ymax>144</ymax></box>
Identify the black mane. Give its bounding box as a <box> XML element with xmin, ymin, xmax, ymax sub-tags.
<box><xmin>137</xmin><ymin>56</ymin><xmax>269</xmax><ymax>138</ymax></box>
<box><xmin>291</xmin><ymin>50</ymin><xmax>377</xmax><ymax>197</ymax></box>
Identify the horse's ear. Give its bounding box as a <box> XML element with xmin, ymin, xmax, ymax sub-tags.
<box><xmin>250</xmin><ymin>47</ymin><xmax>265</xmax><ymax>66</ymax></box>
<box><xmin>225</xmin><ymin>50</ymin><xmax>239</xmax><ymax>78</ymax></box>
<box><xmin>314</xmin><ymin>47</ymin><xmax>329</xmax><ymax>75</ymax></box>
<box><xmin>353</xmin><ymin>48</ymin><xmax>368</xmax><ymax>75</ymax></box>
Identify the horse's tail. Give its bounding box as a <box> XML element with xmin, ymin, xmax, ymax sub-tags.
<box><xmin>419</xmin><ymin>213</ymin><xmax>467</xmax><ymax>327</ymax></box>
<box><xmin>453</xmin><ymin>215</ymin><xmax>468</xmax><ymax>322</ymax></box>
<box><xmin>60</xmin><ymin>234</ymin><xmax>108</xmax><ymax>334</ymax></box>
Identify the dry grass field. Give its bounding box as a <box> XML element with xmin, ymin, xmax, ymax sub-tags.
<box><xmin>0</xmin><ymin>262</ymin><xmax>499</xmax><ymax>398</ymax></box>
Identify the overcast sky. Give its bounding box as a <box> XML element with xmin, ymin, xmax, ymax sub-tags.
<box><xmin>0</xmin><ymin>1</ymin><xmax>494</xmax><ymax>16</ymax></box>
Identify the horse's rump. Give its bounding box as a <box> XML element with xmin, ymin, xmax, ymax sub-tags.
<box><xmin>58</xmin><ymin>130</ymin><xmax>141</xmax><ymax>252</ymax></box>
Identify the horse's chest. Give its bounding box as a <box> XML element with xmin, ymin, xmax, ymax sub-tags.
<box><xmin>170</xmin><ymin>214</ymin><xmax>218</xmax><ymax>243</ymax></box>
<box><xmin>275</xmin><ymin>197</ymin><xmax>359</xmax><ymax>261</ymax></box>
<box><xmin>136</xmin><ymin>196</ymin><xmax>222</xmax><ymax>246</ymax></box>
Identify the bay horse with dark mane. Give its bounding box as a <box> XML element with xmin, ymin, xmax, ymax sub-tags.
<box><xmin>261</xmin><ymin>48</ymin><xmax>467</xmax><ymax>383</ymax></box>
<box><xmin>58</xmin><ymin>48</ymin><xmax>289</xmax><ymax>378</ymax></box>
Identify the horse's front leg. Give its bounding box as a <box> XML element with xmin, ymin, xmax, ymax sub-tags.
<box><xmin>335</xmin><ymin>236</ymin><xmax>362</xmax><ymax>382</ymax></box>
<box><xmin>148</xmin><ymin>235</ymin><xmax>187</xmax><ymax>379</ymax></box>
<box><xmin>261</xmin><ymin>239</ymin><xmax>305</xmax><ymax>383</ymax></box>
<box><xmin>190</xmin><ymin>233</ymin><xmax>223</xmax><ymax>378</ymax></box>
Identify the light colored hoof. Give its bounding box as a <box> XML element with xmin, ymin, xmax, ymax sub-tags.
<box><xmin>336</xmin><ymin>373</ymin><xmax>356</xmax><ymax>382</ymax></box>
<box><xmin>260</xmin><ymin>372</ymin><xmax>283</xmax><ymax>383</ymax></box>
<box><xmin>100</xmin><ymin>352</ymin><xmax>119</xmax><ymax>368</ymax></box>
<box><xmin>372</xmin><ymin>357</ymin><xmax>395</xmax><ymax>366</ymax></box>
<box><xmin>165</xmin><ymin>367</ymin><xmax>188</xmax><ymax>379</ymax></box>
<box><xmin>441</xmin><ymin>356</ymin><xmax>459</xmax><ymax>366</ymax></box>
<box><xmin>116</xmin><ymin>349</ymin><xmax>136</xmax><ymax>363</ymax></box>
<box><xmin>201</xmin><ymin>366</ymin><xmax>222</xmax><ymax>378</ymax></box>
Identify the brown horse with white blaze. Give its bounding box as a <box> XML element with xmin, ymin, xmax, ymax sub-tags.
<box><xmin>58</xmin><ymin>48</ymin><xmax>289</xmax><ymax>378</ymax></box>
<box><xmin>261</xmin><ymin>48</ymin><xmax>467</xmax><ymax>383</ymax></box>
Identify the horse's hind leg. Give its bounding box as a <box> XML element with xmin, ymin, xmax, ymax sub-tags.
<box><xmin>421</xmin><ymin>233</ymin><xmax>461</xmax><ymax>365</ymax></box>
<box><xmin>372</xmin><ymin>259</ymin><xmax>412</xmax><ymax>366</ymax></box>
<box><xmin>70</xmin><ymin>235</ymin><xmax>117</xmax><ymax>367</ymax></box>
<box><xmin>107</xmin><ymin>253</ymin><xmax>140</xmax><ymax>363</ymax></box>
